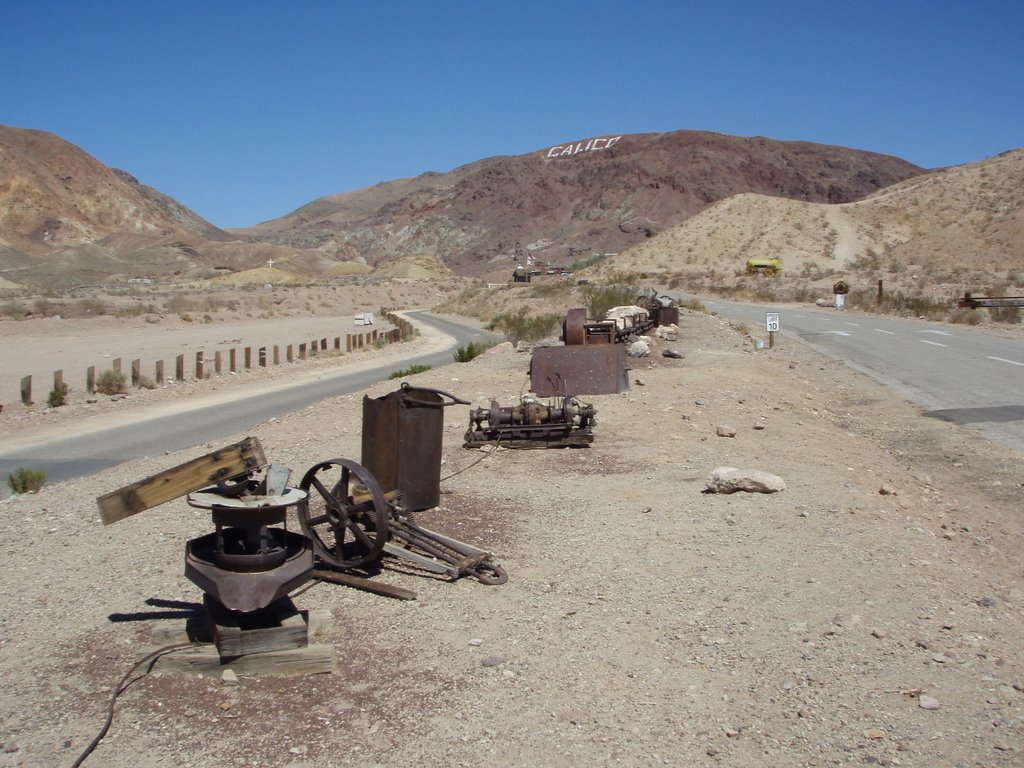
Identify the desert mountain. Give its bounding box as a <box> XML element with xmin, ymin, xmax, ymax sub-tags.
<box><xmin>604</xmin><ymin>148</ymin><xmax>1024</xmax><ymax>281</ymax></box>
<box><xmin>0</xmin><ymin>126</ymin><xmax>340</xmax><ymax>288</ymax></box>
<box><xmin>239</xmin><ymin>130</ymin><xmax>924</xmax><ymax>277</ymax></box>
<box><xmin>0</xmin><ymin>125</ymin><xmax>934</xmax><ymax>289</ymax></box>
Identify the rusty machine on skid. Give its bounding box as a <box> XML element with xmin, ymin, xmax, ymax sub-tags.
<box><xmin>464</xmin><ymin>395</ymin><xmax>596</xmax><ymax>449</ymax></box>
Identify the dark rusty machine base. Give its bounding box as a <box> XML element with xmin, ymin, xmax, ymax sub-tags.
<box><xmin>465</xmin><ymin>396</ymin><xmax>596</xmax><ymax>449</ymax></box>
<box><xmin>529</xmin><ymin>344</ymin><xmax>628</xmax><ymax>396</ymax></box>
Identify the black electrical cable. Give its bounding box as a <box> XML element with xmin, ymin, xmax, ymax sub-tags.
<box><xmin>71</xmin><ymin>641</ymin><xmax>196</xmax><ymax>768</ymax></box>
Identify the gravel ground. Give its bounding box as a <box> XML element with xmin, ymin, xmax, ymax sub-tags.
<box><xmin>1</xmin><ymin>310</ymin><xmax>1022</xmax><ymax>768</ymax></box>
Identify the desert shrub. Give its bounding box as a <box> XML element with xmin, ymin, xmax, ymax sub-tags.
<box><xmin>489</xmin><ymin>307</ymin><xmax>561</xmax><ymax>345</ymax></box>
<box><xmin>165</xmin><ymin>295</ymin><xmax>195</xmax><ymax>313</ymax></box>
<box><xmin>989</xmin><ymin>305</ymin><xmax>1021</xmax><ymax>324</ymax></box>
<box><xmin>528</xmin><ymin>281</ymin><xmax>572</xmax><ymax>299</ymax></box>
<box><xmin>582</xmin><ymin>283</ymin><xmax>638</xmax><ymax>321</ymax></box>
<box><xmin>32</xmin><ymin>297</ymin><xmax>56</xmax><ymax>316</ymax></box>
<box><xmin>0</xmin><ymin>300</ymin><xmax>27</xmax><ymax>319</ymax></box>
<box><xmin>388</xmin><ymin>364</ymin><xmax>432</xmax><ymax>380</ymax></box>
<box><xmin>138</xmin><ymin>375</ymin><xmax>157</xmax><ymax>390</ymax></box>
<box><xmin>679</xmin><ymin>298</ymin><xmax>706</xmax><ymax>312</ymax></box>
<box><xmin>948</xmin><ymin>309</ymin><xmax>981</xmax><ymax>325</ymax></box>
<box><xmin>47</xmin><ymin>382</ymin><xmax>69</xmax><ymax>408</ymax></box>
<box><xmin>96</xmin><ymin>369</ymin><xmax>127</xmax><ymax>395</ymax></box>
<box><xmin>453</xmin><ymin>341</ymin><xmax>493</xmax><ymax>362</ymax></box>
<box><xmin>7</xmin><ymin>467</ymin><xmax>45</xmax><ymax>494</ymax></box>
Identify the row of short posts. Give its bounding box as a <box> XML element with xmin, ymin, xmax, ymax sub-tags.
<box><xmin>17</xmin><ymin>327</ymin><xmax>404</xmax><ymax>406</ymax></box>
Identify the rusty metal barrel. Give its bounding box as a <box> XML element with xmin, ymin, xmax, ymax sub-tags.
<box><xmin>361</xmin><ymin>383</ymin><xmax>468</xmax><ymax>512</ymax></box>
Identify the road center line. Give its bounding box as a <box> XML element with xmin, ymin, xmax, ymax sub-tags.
<box><xmin>874</xmin><ymin>329</ymin><xmax>894</xmax><ymax>335</ymax></box>
<box><xmin>920</xmin><ymin>340</ymin><xmax>947</xmax><ymax>348</ymax></box>
<box><xmin>844</xmin><ymin>322</ymin><xmax>860</xmax><ymax>327</ymax></box>
<box><xmin>988</xmin><ymin>356</ymin><xmax>1024</xmax><ymax>367</ymax></box>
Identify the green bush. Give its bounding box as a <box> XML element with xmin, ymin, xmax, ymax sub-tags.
<box><xmin>582</xmin><ymin>283</ymin><xmax>638</xmax><ymax>321</ymax></box>
<box><xmin>388</xmin><ymin>364</ymin><xmax>432</xmax><ymax>380</ymax></box>
<box><xmin>47</xmin><ymin>383</ymin><xmax>69</xmax><ymax>408</ymax></box>
<box><xmin>96</xmin><ymin>369</ymin><xmax>127</xmax><ymax>395</ymax></box>
<box><xmin>489</xmin><ymin>307</ymin><xmax>562</xmax><ymax>345</ymax></box>
<box><xmin>453</xmin><ymin>341</ymin><xmax>493</xmax><ymax>362</ymax></box>
<box><xmin>7</xmin><ymin>467</ymin><xmax>45</xmax><ymax>494</ymax></box>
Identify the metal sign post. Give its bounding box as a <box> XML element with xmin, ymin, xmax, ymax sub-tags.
<box><xmin>765</xmin><ymin>312</ymin><xmax>780</xmax><ymax>349</ymax></box>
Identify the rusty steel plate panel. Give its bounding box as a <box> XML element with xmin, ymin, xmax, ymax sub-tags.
<box><xmin>530</xmin><ymin>345</ymin><xmax>628</xmax><ymax>396</ymax></box>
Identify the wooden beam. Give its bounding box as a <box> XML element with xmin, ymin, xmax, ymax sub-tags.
<box><xmin>95</xmin><ymin>437</ymin><xmax>267</xmax><ymax>525</ymax></box>
<box><xmin>312</xmin><ymin>569</ymin><xmax>417</xmax><ymax>601</ymax></box>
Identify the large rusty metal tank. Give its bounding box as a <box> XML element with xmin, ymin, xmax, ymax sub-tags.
<box><xmin>361</xmin><ymin>383</ymin><xmax>468</xmax><ymax>511</ymax></box>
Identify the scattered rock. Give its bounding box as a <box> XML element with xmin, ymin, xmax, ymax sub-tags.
<box><xmin>662</xmin><ymin>349</ymin><xmax>684</xmax><ymax>359</ymax></box>
<box><xmin>221</xmin><ymin>669</ymin><xmax>238</xmax><ymax>686</ymax></box>
<box><xmin>919</xmin><ymin>695</ymin><xmax>941</xmax><ymax>710</ymax></box>
<box><xmin>627</xmin><ymin>340</ymin><xmax>650</xmax><ymax>358</ymax></box>
<box><xmin>481</xmin><ymin>656</ymin><xmax>507</xmax><ymax>667</ymax></box>
<box><xmin>704</xmin><ymin>467</ymin><xmax>786</xmax><ymax>494</ymax></box>
<box><xmin>863</xmin><ymin>728</ymin><xmax>886</xmax><ymax>739</ymax></box>
<box><xmin>716</xmin><ymin>425</ymin><xmax>737</xmax><ymax>438</ymax></box>
<box><xmin>879</xmin><ymin>484</ymin><xmax>898</xmax><ymax>496</ymax></box>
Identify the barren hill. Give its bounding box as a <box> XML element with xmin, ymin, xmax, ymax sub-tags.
<box><xmin>0</xmin><ymin>125</ymin><xmax>931</xmax><ymax>289</ymax></box>
<box><xmin>0</xmin><ymin>126</ymin><xmax>345</xmax><ymax>289</ymax></box>
<box><xmin>237</xmin><ymin>131</ymin><xmax>924</xmax><ymax>276</ymax></box>
<box><xmin>604</xmin><ymin>148</ymin><xmax>1024</xmax><ymax>280</ymax></box>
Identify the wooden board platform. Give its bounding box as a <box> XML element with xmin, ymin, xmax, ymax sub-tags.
<box><xmin>141</xmin><ymin>604</ymin><xmax>334</xmax><ymax>676</ymax></box>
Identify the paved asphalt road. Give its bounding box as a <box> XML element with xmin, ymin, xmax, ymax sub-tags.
<box><xmin>679</xmin><ymin>295</ymin><xmax>1024</xmax><ymax>452</ymax></box>
<box><xmin>0</xmin><ymin>312</ymin><xmax>499</xmax><ymax>494</ymax></box>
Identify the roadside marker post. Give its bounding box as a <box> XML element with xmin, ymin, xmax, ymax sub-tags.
<box><xmin>766</xmin><ymin>312</ymin><xmax>780</xmax><ymax>349</ymax></box>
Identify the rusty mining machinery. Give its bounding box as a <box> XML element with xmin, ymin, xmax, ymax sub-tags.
<box><xmin>464</xmin><ymin>394</ymin><xmax>597</xmax><ymax>448</ymax></box>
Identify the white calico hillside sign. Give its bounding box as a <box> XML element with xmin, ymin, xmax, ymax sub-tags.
<box><xmin>545</xmin><ymin>136</ymin><xmax>622</xmax><ymax>158</ymax></box>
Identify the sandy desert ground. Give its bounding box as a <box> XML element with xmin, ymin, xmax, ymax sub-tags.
<box><xmin>0</xmin><ymin>304</ymin><xmax>1022</xmax><ymax>768</ymax></box>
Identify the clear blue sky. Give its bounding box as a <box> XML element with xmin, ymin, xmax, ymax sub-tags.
<box><xmin>2</xmin><ymin>1</ymin><xmax>1021</xmax><ymax>228</ymax></box>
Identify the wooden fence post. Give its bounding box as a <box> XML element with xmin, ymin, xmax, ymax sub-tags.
<box><xmin>20</xmin><ymin>375</ymin><xmax>31</xmax><ymax>406</ymax></box>
<box><xmin>299</xmin><ymin>343</ymin><xmax>307</xmax><ymax>360</ymax></box>
<box><xmin>320</xmin><ymin>338</ymin><xmax>327</xmax><ymax>351</ymax></box>
<box><xmin>155</xmin><ymin>361</ymin><xmax>164</xmax><ymax>385</ymax></box>
<box><xmin>176</xmin><ymin>354</ymin><xmax>184</xmax><ymax>382</ymax></box>
<box><xmin>230</xmin><ymin>348</ymin><xmax>237</xmax><ymax>373</ymax></box>
<box><xmin>244</xmin><ymin>347</ymin><xmax>252</xmax><ymax>369</ymax></box>
<box><xmin>131</xmin><ymin>360</ymin><xmax>141</xmax><ymax>388</ymax></box>
<box><xmin>259</xmin><ymin>347</ymin><xmax>267</xmax><ymax>367</ymax></box>
<box><xmin>287</xmin><ymin>344</ymin><xmax>293</xmax><ymax>363</ymax></box>
<box><xmin>87</xmin><ymin>366</ymin><xmax>96</xmax><ymax>394</ymax></box>
<box><xmin>195</xmin><ymin>351</ymin><xmax>205</xmax><ymax>380</ymax></box>
<box><xmin>273</xmin><ymin>345</ymin><xmax>280</xmax><ymax>365</ymax></box>
<box><xmin>113</xmin><ymin>357</ymin><xmax>122</xmax><ymax>373</ymax></box>
<box><xmin>309</xmin><ymin>339</ymin><xmax>317</xmax><ymax>356</ymax></box>
<box><xmin>346</xmin><ymin>334</ymin><xmax>352</xmax><ymax>352</ymax></box>
<box><xmin>334</xmin><ymin>336</ymin><xmax>341</xmax><ymax>351</ymax></box>
<box><xmin>215</xmin><ymin>351</ymin><xmax>222</xmax><ymax>375</ymax></box>
<box><xmin>53</xmin><ymin>370</ymin><xmax>63</xmax><ymax>398</ymax></box>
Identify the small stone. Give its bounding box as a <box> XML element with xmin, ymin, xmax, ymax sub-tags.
<box><xmin>879</xmin><ymin>484</ymin><xmax>897</xmax><ymax>496</ymax></box>
<box><xmin>221</xmin><ymin>669</ymin><xmax>238</xmax><ymax>686</ymax></box>
<box><xmin>864</xmin><ymin>728</ymin><xmax>886</xmax><ymax>739</ymax></box>
<box><xmin>3</xmin><ymin>742</ymin><xmax>18</xmax><ymax>753</ymax></box>
<box><xmin>798</xmin><ymin>708</ymin><xmax>812</xmax><ymax>719</ymax></box>
<box><xmin>641</xmin><ymin>507</ymin><xmax>652</xmax><ymax>514</ymax></box>
<box><xmin>481</xmin><ymin>656</ymin><xmax>507</xmax><ymax>667</ymax></box>
<box><xmin>716</xmin><ymin>425</ymin><xmax>737</xmax><ymax>438</ymax></box>
<box><xmin>468</xmin><ymin>638</ymin><xmax>483</xmax><ymax>646</ymax></box>
<box><xmin>219</xmin><ymin>701</ymin><xmax>233</xmax><ymax>711</ymax></box>
<box><xmin>871</xmin><ymin>628</ymin><xmax>889</xmax><ymax>639</ymax></box>
<box><xmin>662</xmin><ymin>349</ymin><xmax>684</xmax><ymax>359</ymax></box>
<box><xmin>753</xmin><ymin>423</ymin><xmax>765</xmax><ymax>430</ymax></box>
<box><xmin>918</xmin><ymin>695</ymin><xmax>941</xmax><ymax>710</ymax></box>
<box><xmin>634</xmin><ymin>378</ymin><xmax>645</xmax><ymax>386</ymax></box>
<box><xmin>975</xmin><ymin>596</ymin><xmax>997</xmax><ymax>607</ymax></box>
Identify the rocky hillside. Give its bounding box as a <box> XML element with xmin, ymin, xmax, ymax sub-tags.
<box><xmin>239</xmin><ymin>130</ymin><xmax>924</xmax><ymax>276</ymax></box>
<box><xmin>603</xmin><ymin>148</ymin><xmax>1024</xmax><ymax>281</ymax></box>
<box><xmin>0</xmin><ymin>126</ymin><xmax>333</xmax><ymax>288</ymax></box>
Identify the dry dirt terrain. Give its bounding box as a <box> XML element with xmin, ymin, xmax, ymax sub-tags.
<box><xmin>0</xmin><ymin>307</ymin><xmax>1022</xmax><ymax>768</ymax></box>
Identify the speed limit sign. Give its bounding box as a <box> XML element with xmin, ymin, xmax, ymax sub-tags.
<box><xmin>766</xmin><ymin>312</ymin><xmax>780</xmax><ymax>332</ymax></box>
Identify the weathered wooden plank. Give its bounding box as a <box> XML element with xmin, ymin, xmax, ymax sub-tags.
<box><xmin>96</xmin><ymin>437</ymin><xmax>267</xmax><ymax>525</ymax></box>
<box><xmin>137</xmin><ymin>643</ymin><xmax>335</xmax><ymax>676</ymax></box>
<box><xmin>312</xmin><ymin>568</ymin><xmax>417</xmax><ymax>601</ymax></box>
